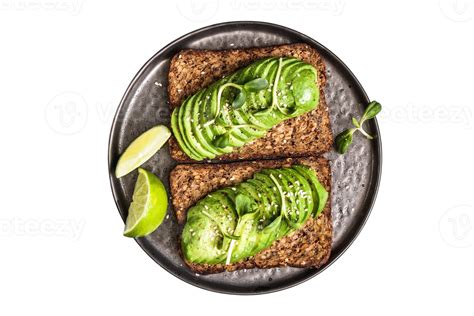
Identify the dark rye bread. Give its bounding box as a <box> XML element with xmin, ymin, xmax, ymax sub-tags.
<box><xmin>170</xmin><ymin>157</ymin><xmax>332</xmax><ymax>274</ymax></box>
<box><xmin>167</xmin><ymin>43</ymin><xmax>332</xmax><ymax>162</ymax></box>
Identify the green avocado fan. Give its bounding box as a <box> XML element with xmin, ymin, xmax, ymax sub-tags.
<box><xmin>181</xmin><ymin>165</ymin><xmax>328</xmax><ymax>265</ymax></box>
<box><xmin>171</xmin><ymin>57</ymin><xmax>320</xmax><ymax>161</ymax></box>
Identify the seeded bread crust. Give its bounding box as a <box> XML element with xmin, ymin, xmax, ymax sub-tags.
<box><xmin>167</xmin><ymin>43</ymin><xmax>332</xmax><ymax>162</ymax></box>
<box><xmin>170</xmin><ymin>157</ymin><xmax>332</xmax><ymax>274</ymax></box>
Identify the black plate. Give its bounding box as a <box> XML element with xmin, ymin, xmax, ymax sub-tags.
<box><xmin>108</xmin><ymin>21</ymin><xmax>382</xmax><ymax>295</ymax></box>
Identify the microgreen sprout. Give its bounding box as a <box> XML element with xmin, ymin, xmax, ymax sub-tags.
<box><xmin>335</xmin><ymin>101</ymin><xmax>382</xmax><ymax>154</ymax></box>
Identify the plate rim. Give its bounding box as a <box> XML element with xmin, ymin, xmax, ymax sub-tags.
<box><xmin>108</xmin><ymin>20</ymin><xmax>382</xmax><ymax>295</ymax></box>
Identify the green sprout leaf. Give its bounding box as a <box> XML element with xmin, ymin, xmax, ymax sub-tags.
<box><xmin>232</xmin><ymin>90</ymin><xmax>247</xmax><ymax>109</ymax></box>
<box><xmin>212</xmin><ymin>132</ymin><xmax>231</xmax><ymax>148</ymax></box>
<box><xmin>243</xmin><ymin>78</ymin><xmax>269</xmax><ymax>92</ymax></box>
<box><xmin>335</xmin><ymin>129</ymin><xmax>355</xmax><ymax>154</ymax></box>
<box><xmin>334</xmin><ymin>101</ymin><xmax>382</xmax><ymax>154</ymax></box>
<box><xmin>235</xmin><ymin>194</ymin><xmax>255</xmax><ymax>217</ymax></box>
<box><xmin>362</xmin><ymin>101</ymin><xmax>382</xmax><ymax>121</ymax></box>
<box><xmin>215</xmin><ymin>114</ymin><xmax>227</xmax><ymax>126</ymax></box>
<box><xmin>351</xmin><ymin>117</ymin><xmax>360</xmax><ymax>128</ymax></box>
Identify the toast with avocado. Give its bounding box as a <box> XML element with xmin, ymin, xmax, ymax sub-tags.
<box><xmin>170</xmin><ymin>156</ymin><xmax>332</xmax><ymax>273</ymax></box>
<box><xmin>168</xmin><ymin>43</ymin><xmax>332</xmax><ymax>162</ymax></box>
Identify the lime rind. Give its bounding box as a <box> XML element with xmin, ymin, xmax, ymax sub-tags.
<box><xmin>123</xmin><ymin>168</ymin><xmax>168</xmax><ymax>237</ymax></box>
<box><xmin>115</xmin><ymin>125</ymin><xmax>171</xmax><ymax>178</ymax></box>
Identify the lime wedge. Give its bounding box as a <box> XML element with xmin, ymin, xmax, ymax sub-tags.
<box><xmin>124</xmin><ymin>168</ymin><xmax>168</xmax><ymax>237</ymax></box>
<box><xmin>115</xmin><ymin>125</ymin><xmax>171</xmax><ymax>178</ymax></box>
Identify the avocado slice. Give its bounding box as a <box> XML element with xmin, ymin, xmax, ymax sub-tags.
<box><xmin>182</xmin><ymin>191</ymin><xmax>238</xmax><ymax>264</ymax></box>
<box><xmin>178</xmin><ymin>94</ymin><xmax>206</xmax><ymax>160</ymax></box>
<box><xmin>282</xmin><ymin>168</ymin><xmax>313</xmax><ymax>224</ymax></box>
<box><xmin>172</xmin><ymin>105</ymin><xmax>202</xmax><ymax>161</ymax></box>
<box><xmin>245</xmin><ymin>177</ymin><xmax>280</xmax><ymax>254</ymax></box>
<box><xmin>292</xmin><ymin>165</ymin><xmax>328</xmax><ymax>217</ymax></box>
<box><xmin>198</xmin><ymin>86</ymin><xmax>233</xmax><ymax>155</ymax></box>
<box><xmin>187</xmin><ymin>89</ymin><xmax>219</xmax><ymax>159</ymax></box>
<box><xmin>171</xmin><ymin>107</ymin><xmax>198</xmax><ymax>160</ymax></box>
<box><xmin>182</xmin><ymin>205</ymin><xmax>226</xmax><ymax>264</ymax></box>
<box><xmin>289</xmin><ymin>68</ymin><xmax>319</xmax><ymax>116</ymax></box>
<box><xmin>217</xmin><ymin>72</ymin><xmax>252</xmax><ymax>145</ymax></box>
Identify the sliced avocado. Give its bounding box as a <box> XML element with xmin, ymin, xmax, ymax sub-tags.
<box><xmin>292</xmin><ymin>165</ymin><xmax>328</xmax><ymax>217</ymax></box>
<box><xmin>231</xmin><ymin>211</ymin><xmax>259</xmax><ymax>263</ymax></box>
<box><xmin>291</xmin><ymin>165</ymin><xmax>318</xmax><ymax>215</ymax></box>
<box><xmin>218</xmin><ymin>72</ymin><xmax>250</xmax><ymax>145</ymax></box>
<box><xmin>282</xmin><ymin>168</ymin><xmax>313</xmax><ymax>224</ymax></box>
<box><xmin>178</xmin><ymin>94</ymin><xmax>205</xmax><ymax>160</ymax></box>
<box><xmin>254</xmin><ymin>173</ymin><xmax>283</xmax><ymax>222</ymax></box>
<box><xmin>203</xmin><ymin>191</ymin><xmax>237</xmax><ymax>236</ymax></box>
<box><xmin>273</xmin><ymin>169</ymin><xmax>303</xmax><ymax>229</ymax></box>
<box><xmin>245</xmin><ymin>178</ymin><xmax>277</xmax><ymax>254</ymax></box>
<box><xmin>172</xmin><ymin>104</ymin><xmax>202</xmax><ymax>161</ymax></box>
<box><xmin>182</xmin><ymin>205</ymin><xmax>225</xmax><ymax>264</ymax></box>
<box><xmin>290</xmin><ymin>68</ymin><xmax>319</xmax><ymax>116</ymax></box>
<box><xmin>247</xmin><ymin>58</ymin><xmax>277</xmax><ymax>113</ymax></box>
<box><xmin>181</xmin><ymin>165</ymin><xmax>322</xmax><ymax>264</ymax></box>
<box><xmin>289</xmin><ymin>167</ymin><xmax>315</xmax><ymax>219</ymax></box>
<box><xmin>231</xmin><ymin>58</ymin><xmax>275</xmax><ymax>137</ymax></box>
<box><xmin>171</xmin><ymin>107</ymin><xmax>199</xmax><ymax>160</ymax></box>
<box><xmin>249</xmin><ymin>58</ymin><xmax>275</xmax><ymax>109</ymax></box>
<box><xmin>207</xmin><ymin>73</ymin><xmax>248</xmax><ymax>148</ymax></box>
<box><xmin>172</xmin><ymin>57</ymin><xmax>320</xmax><ymax>161</ymax></box>
<box><xmin>199</xmin><ymin>86</ymin><xmax>233</xmax><ymax>155</ymax></box>
<box><xmin>187</xmin><ymin>89</ymin><xmax>218</xmax><ymax>159</ymax></box>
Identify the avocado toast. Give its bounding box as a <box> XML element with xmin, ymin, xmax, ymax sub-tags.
<box><xmin>170</xmin><ymin>157</ymin><xmax>332</xmax><ymax>274</ymax></box>
<box><xmin>168</xmin><ymin>44</ymin><xmax>333</xmax><ymax>274</ymax></box>
<box><xmin>168</xmin><ymin>43</ymin><xmax>332</xmax><ymax>162</ymax></box>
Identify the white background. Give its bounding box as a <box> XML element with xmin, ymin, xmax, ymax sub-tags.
<box><xmin>1</xmin><ymin>0</ymin><xmax>473</xmax><ymax>315</ymax></box>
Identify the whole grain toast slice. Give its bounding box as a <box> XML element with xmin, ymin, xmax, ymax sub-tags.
<box><xmin>170</xmin><ymin>156</ymin><xmax>332</xmax><ymax>274</ymax></box>
<box><xmin>167</xmin><ymin>43</ymin><xmax>332</xmax><ymax>162</ymax></box>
